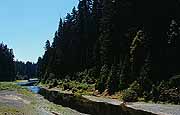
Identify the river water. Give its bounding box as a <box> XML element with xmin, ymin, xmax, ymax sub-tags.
<box><xmin>26</xmin><ymin>86</ymin><xmax>41</xmax><ymax>93</ymax></box>
<box><xmin>17</xmin><ymin>82</ymin><xmax>41</xmax><ymax>93</ymax></box>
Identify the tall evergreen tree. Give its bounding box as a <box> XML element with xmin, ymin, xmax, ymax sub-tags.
<box><xmin>0</xmin><ymin>43</ymin><xmax>15</xmax><ymax>81</ymax></box>
<box><xmin>37</xmin><ymin>0</ymin><xmax>180</xmax><ymax>95</ymax></box>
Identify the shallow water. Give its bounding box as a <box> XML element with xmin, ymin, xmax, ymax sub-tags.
<box><xmin>27</xmin><ymin>86</ymin><xmax>41</xmax><ymax>93</ymax></box>
<box><xmin>16</xmin><ymin>82</ymin><xmax>29</xmax><ymax>86</ymax></box>
<box><xmin>17</xmin><ymin>82</ymin><xmax>41</xmax><ymax>93</ymax></box>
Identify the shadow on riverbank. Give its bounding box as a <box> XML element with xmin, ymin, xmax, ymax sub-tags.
<box><xmin>39</xmin><ymin>88</ymin><xmax>156</xmax><ymax>115</ymax></box>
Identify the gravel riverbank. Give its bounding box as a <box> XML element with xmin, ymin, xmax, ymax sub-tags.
<box><xmin>0</xmin><ymin>90</ymin><xmax>88</xmax><ymax>115</ymax></box>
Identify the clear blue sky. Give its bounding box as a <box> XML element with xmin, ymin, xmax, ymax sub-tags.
<box><xmin>0</xmin><ymin>0</ymin><xmax>78</xmax><ymax>63</ymax></box>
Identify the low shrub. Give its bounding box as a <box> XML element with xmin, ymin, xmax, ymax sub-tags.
<box><xmin>122</xmin><ymin>88</ymin><xmax>138</xmax><ymax>102</ymax></box>
<box><xmin>159</xmin><ymin>88</ymin><xmax>180</xmax><ymax>104</ymax></box>
<box><xmin>151</xmin><ymin>84</ymin><xmax>159</xmax><ymax>102</ymax></box>
<box><xmin>61</xmin><ymin>80</ymin><xmax>93</xmax><ymax>93</ymax></box>
<box><xmin>62</xmin><ymin>83</ymin><xmax>70</xmax><ymax>90</ymax></box>
<box><xmin>143</xmin><ymin>91</ymin><xmax>151</xmax><ymax>102</ymax></box>
<box><xmin>48</xmin><ymin>79</ymin><xmax>58</xmax><ymax>89</ymax></box>
<box><xmin>72</xmin><ymin>87</ymin><xmax>78</xmax><ymax>93</ymax></box>
<box><xmin>129</xmin><ymin>81</ymin><xmax>143</xmax><ymax>97</ymax></box>
<box><xmin>77</xmin><ymin>83</ymin><xmax>88</xmax><ymax>90</ymax></box>
<box><xmin>95</xmin><ymin>65</ymin><xmax>109</xmax><ymax>93</ymax></box>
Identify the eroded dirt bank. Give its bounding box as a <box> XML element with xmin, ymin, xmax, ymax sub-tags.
<box><xmin>39</xmin><ymin>88</ymin><xmax>156</xmax><ymax>115</ymax></box>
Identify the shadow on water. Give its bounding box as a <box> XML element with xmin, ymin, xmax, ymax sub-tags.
<box><xmin>39</xmin><ymin>88</ymin><xmax>157</xmax><ymax>115</ymax></box>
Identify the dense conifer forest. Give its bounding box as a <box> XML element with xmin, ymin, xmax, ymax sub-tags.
<box><xmin>36</xmin><ymin>0</ymin><xmax>180</xmax><ymax>103</ymax></box>
<box><xmin>15</xmin><ymin>61</ymin><xmax>37</xmax><ymax>79</ymax></box>
<box><xmin>1</xmin><ymin>0</ymin><xmax>180</xmax><ymax>103</ymax></box>
<box><xmin>0</xmin><ymin>43</ymin><xmax>36</xmax><ymax>81</ymax></box>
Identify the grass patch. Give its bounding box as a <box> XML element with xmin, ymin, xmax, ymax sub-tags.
<box><xmin>0</xmin><ymin>82</ymin><xmax>34</xmax><ymax>97</ymax></box>
<box><xmin>61</xmin><ymin>80</ymin><xmax>95</xmax><ymax>95</ymax></box>
<box><xmin>16</xmin><ymin>80</ymin><xmax>28</xmax><ymax>82</ymax></box>
<box><xmin>0</xmin><ymin>82</ymin><xmax>21</xmax><ymax>90</ymax></box>
<box><xmin>0</xmin><ymin>106</ymin><xmax>23</xmax><ymax>115</ymax></box>
<box><xmin>40</xmin><ymin>80</ymin><xmax>95</xmax><ymax>96</ymax></box>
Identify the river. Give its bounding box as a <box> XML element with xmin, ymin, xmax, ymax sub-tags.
<box><xmin>17</xmin><ymin>81</ymin><xmax>41</xmax><ymax>93</ymax></box>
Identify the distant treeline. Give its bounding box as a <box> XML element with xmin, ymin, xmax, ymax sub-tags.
<box><xmin>15</xmin><ymin>61</ymin><xmax>37</xmax><ymax>80</ymax></box>
<box><xmin>0</xmin><ymin>43</ymin><xmax>37</xmax><ymax>81</ymax></box>
<box><xmin>37</xmin><ymin>0</ymin><xmax>180</xmax><ymax>94</ymax></box>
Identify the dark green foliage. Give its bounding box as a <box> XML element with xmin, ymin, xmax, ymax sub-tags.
<box><xmin>99</xmin><ymin>0</ymin><xmax>114</xmax><ymax>66</ymax></box>
<box><xmin>158</xmin><ymin>88</ymin><xmax>180</xmax><ymax>104</ymax></box>
<box><xmin>72</xmin><ymin>87</ymin><xmax>78</xmax><ymax>93</ymax></box>
<box><xmin>122</xmin><ymin>81</ymin><xmax>144</xmax><ymax>101</ymax></box>
<box><xmin>36</xmin><ymin>0</ymin><xmax>180</xmax><ymax>101</ymax></box>
<box><xmin>129</xmin><ymin>81</ymin><xmax>143</xmax><ymax>97</ymax></box>
<box><xmin>0</xmin><ymin>43</ymin><xmax>15</xmax><ymax>81</ymax></box>
<box><xmin>151</xmin><ymin>85</ymin><xmax>159</xmax><ymax>103</ymax></box>
<box><xmin>15</xmin><ymin>61</ymin><xmax>37</xmax><ymax>79</ymax></box>
<box><xmin>86</xmin><ymin>67</ymin><xmax>99</xmax><ymax>83</ymax></box>
<box><xmin>158</xmin><ymin>80</ymin><xmax>170</xmax><ymax>92</ymax></box>
<box><xmin>52</xmin><ymin>79</ymin><xmax>58</xmax><ymax>87</ymax></box>
<box><xmin>77</xmin><ymin>67</ymin><xmax>99</xmax><ymax>84</ymax></box>
<box><xmin>138</xmin><ymin>53</ymin><xmax>152</xmax><ymax>92</ymax></box>
<box><xmin>95</xmin><ymin>65</ymin><xmax>109</xmax><ymax>93</ymax></box>
<box><xmin>118</xmin><ymin>79</ymin><xmax>128</xmax><ymax>91</ymax></box>
<box><xmin>143</xmin><ymin>91</ymin><xmax>152</xmax><ymax>102</ymax></box>
<box><xmin>48</xmin><ymin>79</ymin><xmax>58</xmax><ymax>89</ymax></box>
<box><xmin>122</xmin><ymin>89</ymin><xmax>138</xmax><ymax>102</ymax></box>
<box><xmin>45</xmin><ymin>40</ymin><xmax>50</xmax><ymax>51</ymax></box>
<box><xmin>63</xmin><ymin>82</ymin><xmax>71</xmax><ymax>90</ymax></box>
<box><xmin>130</xmin><ymin>30</ymin><xmax>148</xmax><ymax>81</ymax></box>
<box><xmin>148</xmin><ymin>80</ymin><xmax>180</xmax><ymax>104</ymax></box>
<box><xmin>1</xmin><ymin>0</ymin><xmax>180</xmax><ymax>106</ymax></box>
<box><xmin>36</xmin><ymin>57</ymin><xmax>43</xmax><ymax>79</ymax></box>
<box><xmin>107</xmin><ymin>64</ymin><xmax>119</xmax><ymax>94</ymax></box>
<box><xmin>150</xmin><ymin>81</ymin><xmax>169</xmax><ymax>102</ymax></box>
<box><xmin>166</xmin><ymin>20</ymin><xmax>180</xmax><ymax>79</ymax></box>
<box><xmin>169</xmin><ymin>75</ymin><xmax>180</xmax><ymax>88</ymax></box>
<box><xmin>60</xmin><ymin>80</ymin><xmax>92</xmax><ymax>94</ymax></box>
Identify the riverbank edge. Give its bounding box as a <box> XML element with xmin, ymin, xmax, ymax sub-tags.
<box><xmin>39</xmin><ymin>87</ymin><xmax>158</xmax><ymax>115</ymax></box>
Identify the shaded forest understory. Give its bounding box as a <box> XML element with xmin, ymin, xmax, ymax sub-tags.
<box><xmin>1</xmin><ymin>0</ymin><xmax>180</xmax><ymax>104</ymax></box>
